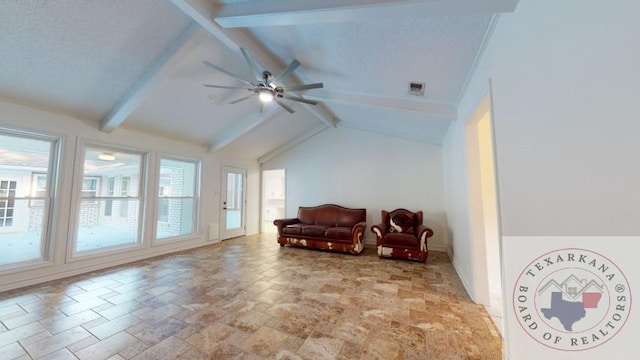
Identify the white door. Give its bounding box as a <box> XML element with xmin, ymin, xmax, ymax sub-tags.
<box><xmin>221</xmin><ymin>165</ymin><xmax>246</xmax><ymax>240</ymax></box>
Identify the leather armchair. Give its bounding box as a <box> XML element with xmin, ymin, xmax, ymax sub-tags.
<box><xmin>371</xmin><ymin>209</ymin><xmax>433</xmax><ymax>262</ymax></box>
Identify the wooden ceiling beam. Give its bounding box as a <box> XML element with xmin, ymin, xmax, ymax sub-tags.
<box><xmin>208</xmin><ymin>106</ymin><xmax>283</xmax><ymax>153</ymax></box>
<box><xmin>213</xmin><ymin>0</ymin><xmax>519</xmax><ymax>28</ymax></box>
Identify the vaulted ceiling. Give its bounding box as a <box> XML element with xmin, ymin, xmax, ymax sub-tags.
<box><xmin>0</xmin><ymin>0</ymin><xmax>519</xmax><ymax>161</ymax></box>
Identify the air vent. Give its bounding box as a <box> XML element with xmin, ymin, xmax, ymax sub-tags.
<box><xmin>409</xmin><ymin>82</ymin><xmax>425</xmax><ymax>96</ymax></box>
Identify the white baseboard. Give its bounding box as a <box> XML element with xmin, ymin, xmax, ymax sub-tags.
<box><xmin>428</xmin><ymin>244</ymin><xmax>448</xmax><ymax>252</ymax></box>
<box><xmin>488</xmin><ymin>289</ymin><xmax>503</xmax><ymax>317</ymax></box>
<box><xmin>448</xmin><ymin>249</ymin><xmax>476</xmax><ymax>303</ymax></box>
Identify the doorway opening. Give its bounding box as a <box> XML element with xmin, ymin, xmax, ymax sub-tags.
<box><xmin>465</xmin><ymin>92</ymin><xmax>503</xmax><ymax>332</ymax></box>
<box><xmin>261</xmin><ymin>169</ymin><xmax>285</xmax><ymax>234</ymax></box>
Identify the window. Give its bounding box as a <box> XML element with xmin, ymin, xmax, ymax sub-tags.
<box><xmin>120</xmin><ymin>177</ymin><xmax>130</xmax><ymax>217</ymax></box>
<box><xmin>31</xmin><ymin>173</ymin><xmax>47</xmax><ymax>198</ymax></box>
<box><xmin>226</xmin><ymin>172</ymin><xmax>243</xmax><ymax>211</ymax></box>
<box><xmin>0</xmin><ymin>129</ymin><xmax>59</xmax><ymax>266</ymax></box>
<box><xmin>155</xmin><ymin>157</ymin><xmax>199</xmax><ymax>241</ymax></box>
<box><xmin>0</xmin><ymin>180</ymin><xmax>17</xmax><ymax>227</ymax></box>
<box><xmin>82</xmin><ymin>177</ymin><xmax>99</xmax><ymax>201</ymax></box>
<box><xmin>157</xmin><ymin>173</ymin><xmax>171</xmax><ymax>223</ymax></box>
<box><xmin>37</xmin><ymin>174</ymin><xmax>96</xmax><ymax>201</ymax></box>
<box><xmin>104</xmin><ymin>177</ymin><xmax>115</xmax><ymax>216</ymax></box>
<box><xmin>74</xmin><ymin>146</ymin><xmax>144</xmax><ymax>254</ymax></box>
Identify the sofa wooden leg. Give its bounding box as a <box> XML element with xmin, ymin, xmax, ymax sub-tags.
<box><xmin>279</xmin><ymin>244</ymin><xmax>285</xmax><ymax>247</ymax></box>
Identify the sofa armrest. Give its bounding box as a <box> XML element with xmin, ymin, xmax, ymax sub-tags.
<box><xmin>273</xmin><ymin>218</ymin><xmax>300</xmax><ymax>234</ymax></box>
<box><xmin>351</xmin><ymin>221</ymin><xmax>367</xmax><ymax>253</ymax></box>
<box><xmin>416</xmin><ymin>225</ymin><xmax>434</xmax><ymax>251</ymax></box>
<box><xmin>352</xmin><ymin>221</ymin><xmax>367</xmax><ymax>236</ymax></box>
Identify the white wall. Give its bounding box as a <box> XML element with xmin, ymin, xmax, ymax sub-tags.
<box><xmin>470</xmin><ymin>0</ymin><xmax>640</xmax><ymax>236</ymax></box>
<box><xmin>262</xmin><ymin>126</ymin><xmax>448</xmax><ymax>250</ymax></box>
<box><xmin>0</xmin><ymin>99</ymin><xmax>259</xmax><ymax>291</ymax></box>
<box><xmin>444</xmin><ymin>0</ymin><xmax>640</xmax><ymax>300</ymax></box>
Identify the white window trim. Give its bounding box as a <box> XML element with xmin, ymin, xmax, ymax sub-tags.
<box><xmin>0</xmin><ymin>126</ymin><xmax>61</xmax><ymax>272</ymax></box>
<box><xmin>153</xmin><ymin>154</ymin><xmax>201</xmax><ymax>243</ymax></box>
<box><xmin>68</xmin><ymin>140</ymin><xmax>148</xmax><ymax>261</ymax></box>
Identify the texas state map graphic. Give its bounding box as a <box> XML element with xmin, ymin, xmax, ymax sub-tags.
<box><xmin>540</xmin><ymin>292</ymin><xmax>602</xmax><ymax>331</ymax></box>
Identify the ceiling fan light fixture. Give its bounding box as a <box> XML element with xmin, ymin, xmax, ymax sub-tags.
<box><xmin>203</xmin><ymin>48</ymin><xmax>323</xmax><ymax>113</ymax></box>
<box><xmin>259</xmin><ymin>90</ymin><xmax>274</xmax><ymax>102</ymax></box>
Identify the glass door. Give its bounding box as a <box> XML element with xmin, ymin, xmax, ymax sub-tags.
<box><xmin>221</xmin><ymin>165</ymin><xmax>246</xmax><ymax>240</ymax></box>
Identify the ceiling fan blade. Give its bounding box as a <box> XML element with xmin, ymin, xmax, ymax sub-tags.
<box><xmin>203</xmin><ymin>61</ymin><xmax>254</xmax><ymax>86</ymax></box>
<box><xmin>275</xmin><ymin>99</ymin><xmax>295</xmax><ymax>114</ymax></box>
<box><xmin>284</xmin><ymin>83</ymin><xmax>324</xmax><ymax>92</ymax></box>
<box><xmin>240</xmin><ymin>48</ymin><xmax>263</xmax><ymax>81</ymax></box>
<box><xmin>283</xmin><ymin>94</ymin><xmax>318</xmax><ymax>105</ymax></box>
<box><xmin>229</xmin><ymin>94</ymin><xmax>256</xmax><ymax>104</ymax></box>
<box><xmin>203</xmin><ymin>84</ymin><xmax>251</xmax><ymax>90</ymax></box>
<box><xmin>275</xmin><ymin>59</ymin><xmax>301</xmax><ymax>83</ymax></box>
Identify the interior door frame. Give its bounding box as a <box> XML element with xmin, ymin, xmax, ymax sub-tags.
<box><xmin>220</xmin><ymin>165</ymin><xmax>247</xmax><ymax>240</ymax></box>
<box><xmin>260</xmin><ymin>168</ymin><xmax>286</xmax><ymax>234</ymax></box>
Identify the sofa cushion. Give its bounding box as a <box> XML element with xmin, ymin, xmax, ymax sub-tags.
<box><xmin>384</xmin><ymin>232</ymin><xmax>419</xmax><ymax>247</ymax></box>
<box><xmin>389</xmin><ymin>212</ymin><xmax>416</xmax><ymax>234</ymax></box>
<box><xmin>315</xmin><ymin>206</ymin><xmax>338</xmax><ymax>226</ymax></box>
<box><xmin>298</xmin><ymin>207</ymin><xmax>316</xmax><ymax>225</ymax></box>
<box><xmin>301</xmin><ymin>225</ymin><xmax>327</xmax><ymax>236</ymax></box>
<box><xmin>337</xmin><ymin>208</ymin><xmax>365</xmax><ymax>227</ymax></box>
<box><xmin>282</xmin><ymin>223</ymin><xmax>304</xmax><ymax>235</ymax></box>
<box><xmin>325</xmin><ymin>227</ymin><xmax>352</xmax><ymax>240</ymax></box>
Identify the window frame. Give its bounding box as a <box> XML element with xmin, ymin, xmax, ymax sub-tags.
<box><xmin>154</xmin><ymin>154</ymin><xmax>200</xmax><ymax>243</ymax></box>
<box><xmin>0</xmin><ymin>127</ymin><xmax>61</xmax><ymax>270</ymax></box>
<box><xmin>69</xmin><ymin>141</ymin><xmax>147</xmax><ymax>260</ymax></box>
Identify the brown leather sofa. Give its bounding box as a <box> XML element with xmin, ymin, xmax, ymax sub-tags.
<box><xmin>274</xmin><ymin>204</ymin><xmax>366</xmax><ymax>255</ymax></box>
<box><xmin>371</xmin><ymin>209</ymin><xmax>433</xmax><ymax>262</ymax></box>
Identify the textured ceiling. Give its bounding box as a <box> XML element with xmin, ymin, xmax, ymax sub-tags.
<box><xmin>0</xmin><ymin>0</ymin><xmax>191</xmax><ymax>121</ymax></box>
<box><xmin>0</xmin><ymin>0</ymin><xmax>519</xmax><ymax>159</ymax></box>
<box><xmin>248</xmin><ymin>15</ymin><xmax>492</xmax><ymax>104</ymax></box>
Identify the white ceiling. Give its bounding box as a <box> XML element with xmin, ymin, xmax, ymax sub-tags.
<box><xmin>0</xmin><ymin>0</ymin><xmax>519</xmax><ymax>160</ymax></box>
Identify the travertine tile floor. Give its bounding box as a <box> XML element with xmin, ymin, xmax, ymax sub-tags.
<box><xmin>0</xmin><ymin>234</ymin><xmax>502</xmax><ymax>359</ymax></box>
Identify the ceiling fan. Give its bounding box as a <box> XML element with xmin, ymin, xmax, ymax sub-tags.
<box><xmin>202</xmin><ymin>48</ymin><xmax>323</xmax><ymax>114</ymax></box>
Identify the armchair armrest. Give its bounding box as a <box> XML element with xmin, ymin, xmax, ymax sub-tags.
<box><xmin>416</xmin><ymin>225</ymin><xmax>434</xmax><ymax>251</ymax></box>
<box><xmin>273</xmin><ymin>218</ymin><xmax>300</xmax><ymax>234</ymax></box>
<box><xmin>371</xmin><ymin>222</ymin><xmax>389</xmax><ymax>245</ymax></box>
